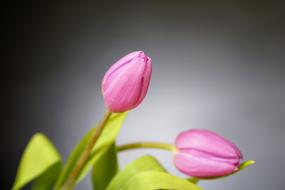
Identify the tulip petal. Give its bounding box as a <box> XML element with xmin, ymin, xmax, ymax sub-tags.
<box><xmin>133</xmin><ymin>59</ymin><xmax>152</xmax><ymax>108</ymax></box>
<box><xmin>174</xmin><ymin>150</ymin><xmax>238</xmax><ymax>177</ymax></box>
<box><xmin>102</xmin><ymin>51</ymin><xmax>144</xmax><ymax>86</ymax></box>
<box><xmin>175</xmin><ymin>129</ymin><xmax>243</xmax><ymax>159</ymax></box>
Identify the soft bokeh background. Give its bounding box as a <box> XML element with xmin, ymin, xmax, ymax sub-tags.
<box><xmin>3</xmin><ymin>1</ymin><xmax>285</xmax><ymax>189</ymax></box>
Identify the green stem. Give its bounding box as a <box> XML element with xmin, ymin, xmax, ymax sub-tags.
<box><xmin>117</xmin><ymin>142</ymin><xmax>175</xmax><ymax>152</ymax></box>
<box><xmin>188</xmin><ymin>177</ymin><xmax>200</xmax><ymax>184</ymax></box>
<box><xmin>60</xmin><ymin>111</ymin><xmax>112</xmax><ymax>190</ymax></box>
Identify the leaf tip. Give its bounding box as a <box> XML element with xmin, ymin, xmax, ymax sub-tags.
<box><xmin>238</xmin><ymin>159</ymin><xmax>255</xmax><ymax>171</ymax></box>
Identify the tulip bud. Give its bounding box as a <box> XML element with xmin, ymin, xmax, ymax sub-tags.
<box><xmin>174</xmin><ymin>129</ymin><xmax>243</xmax><ymax>177</ymax></box>
<box><xmin>102</xmin><ymin>51</ymin><xmax>152</xmax><ymax>113</ymax></box>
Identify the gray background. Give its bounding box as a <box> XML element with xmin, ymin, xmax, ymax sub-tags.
<box><xmin>3</xmin><ymin>1</ymin><xmax>285</xmax><ymax>189</ymax></box>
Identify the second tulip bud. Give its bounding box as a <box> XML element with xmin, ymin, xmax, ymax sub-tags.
<box><xmin>174</xmin><ymin>129</ymin><xmax>243</xmax><ymax>178</ymax></box>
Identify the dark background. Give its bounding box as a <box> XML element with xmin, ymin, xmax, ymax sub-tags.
<box><xmin>2</xmin><ymin>1</ymin><xmax>285</xmax><ymax>189</ymax></box>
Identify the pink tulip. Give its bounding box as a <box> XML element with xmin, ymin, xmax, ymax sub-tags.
<box><xmin>102</xmin><ymin>51</ymin><xmax>152</xmax><ymax>113</ymax></box>
<box><xmin>174</xmin><ymin>129</ymin><xmax>243</xmax><ymax>177</ymax></box>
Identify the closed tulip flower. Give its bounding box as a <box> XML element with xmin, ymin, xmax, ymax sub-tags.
<box><xmin>174</xmin><ymin>129</ymin><xmax>243</xmax><ymax>178</ymax></box>
<box><xmin>102</xmin><ymin>51</ymin><xmax>152</xmax><ymax>113</ymax></box>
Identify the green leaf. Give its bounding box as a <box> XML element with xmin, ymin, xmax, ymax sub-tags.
<box><xmin>106</xmin><ymin>155</ymin><xmax>167</xmax><ymax>190</ymax></box>
<box><xmin>125</xmin><ymin>171</ymin><xmax>202</xmax><ymax>190</ymax></box>
<box><xmin>107</xmin><ymin>155</ymin><xmax>201</xmax><ymax>190</ymax></box>
<box><xmin>91</xmin><ymin>143</ymin><xmax>118</xmax><ymax>190</ymax></box>
<box><xmin>55</xmin><ymin>112</ymin><xmax>128</xmax><ymax>189</ymax></box>
<box><xmin>31</xmin><ymin>162</ymin><xmax>62</xmax><ymax>190</ymax></box>
<box><xmin>12</xmin><ymin>133</ymin><xmax>61</xmax><ymax>190</ymax></box>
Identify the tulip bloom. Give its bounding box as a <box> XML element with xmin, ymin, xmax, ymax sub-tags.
<box><xmin>102</xmin><ymin>51</ymin><xmax>152</xmax><ymax>113</ymax></box>
<box><xmin>174</xmin><ymin>129</ymin><xmax>243</xmax><ymax>177</ymax></box>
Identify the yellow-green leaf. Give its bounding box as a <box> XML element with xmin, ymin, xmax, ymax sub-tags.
<box><xmin>107</xmin><ymin>155</ymin><xmax>201</xmax><ymax>190</ymax></box>
<box><xmin>12</xmin><ymin>133</ymin><xmax>61</xmax><ymax>190</ymax></box>
<box><xmin>106</xmin><ymin>155</ymin><xmax>166</xmax><ymax>190</ymax></box>
<box><xmin>125</xmin><ymin>171</ymin><xmax>202</xmax><ymax>190</ymax></box>
<box><xmin>31</xmin><ymin>162</ymin><xmax>62</xmax><ymax>190</ymax></box>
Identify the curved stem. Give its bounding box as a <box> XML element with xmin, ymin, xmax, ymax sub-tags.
<box><xmin>60</xmin><ymin>111</ymin><xmax>112</xmax><ymax>190</ymax></box>
<box><xmin>117</xmin><ymin>142</ymin><xmax>175</xmax><ymax>152</ymax></box>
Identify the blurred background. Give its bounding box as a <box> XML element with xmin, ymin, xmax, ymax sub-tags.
<box><xmin>2</xmin><ymin>1</ymin><xmax>285</xmax><ymax>189</ymax></box>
